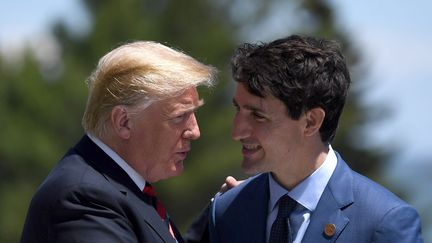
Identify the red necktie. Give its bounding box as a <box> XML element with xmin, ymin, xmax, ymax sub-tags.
<box><xmin>143</xmin><ymin>183</ymin><xmax>175</xmax><ymax>239</ymax></box>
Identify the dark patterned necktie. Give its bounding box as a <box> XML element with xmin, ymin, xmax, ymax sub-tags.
<box><xmin>143</xmin><ymin>183</ymin><xmax>175</xmax><ymax>239</ymax></box>
<box><xmin>269</xmin><ymin>194</ymin><xmax>297</xmax><ymax>243</ymax></box>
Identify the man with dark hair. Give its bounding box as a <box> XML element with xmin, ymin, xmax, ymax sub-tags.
<box><xmin>209</xmin><ymin>35</ymin><xmax>423</xmax><ymax>242</ymax></box>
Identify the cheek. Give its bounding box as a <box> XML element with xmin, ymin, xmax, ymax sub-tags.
<box><xmin>154</xmin><ymin>129</ymin><xmax>184</xmax><ymax>155</ymax></box>
<box><xmin>258</xmin><ymin>126</ymin><xmax>292</xmax><ymax>151</ymax></box>
<box><xmin>165</xmin><ymin>129</ymin><xmax>183</xmax><ymax>145</ymax></box>
<box><xmin>253</xmin><ymin>123</ymin><xmax>274</xmax><ymax>143</ymax></box>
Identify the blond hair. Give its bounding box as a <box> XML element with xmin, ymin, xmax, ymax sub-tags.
<box><xmin>82</xmin><ymin>41</ymin><xmax>216</xmax><ymax>137</ymax></box>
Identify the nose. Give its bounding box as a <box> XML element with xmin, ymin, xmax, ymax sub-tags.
<box><xmin>183</xmin><ymin>113</ymin><xmax>200</xmax><ymax>140</ymax></box>
<box><xmin>232</xmin><ymin>112</ymin><xmax>250</xmax><ymax>141</ymax></box>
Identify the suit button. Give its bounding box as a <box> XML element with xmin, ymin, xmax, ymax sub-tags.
<box><xmin>324</xmin><ymin>223</ymin><xmax>336</xmax><ymax>237</ymax></box>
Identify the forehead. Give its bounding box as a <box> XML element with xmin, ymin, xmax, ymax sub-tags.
<box><xmin>157</xmin><ymin>87</ymin><xmax>202</xmax><ymax>113</ymax></box>
<box><xmin>234</xmin><ymin>83</ymin><xmax>284</xmax><ymax>111</ymax></box>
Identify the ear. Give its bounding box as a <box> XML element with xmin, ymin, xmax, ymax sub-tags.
<box><xmin>304</xmin><ymin>107</ymin><xmax>325</xmax><ymax>137</ymax></box>
<box><xmin>111</xmin><ymin>106</ymin><xmax>131</xmax><ymax>139</ymax></box>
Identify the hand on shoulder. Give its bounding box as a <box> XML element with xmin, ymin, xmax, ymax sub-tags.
<box><xmin>219</xmin><ymin>176</ymin><xmax>243</xmax><ymax>193</ymax></box>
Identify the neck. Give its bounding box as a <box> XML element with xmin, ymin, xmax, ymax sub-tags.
<box><xmin>98</xmin><ymin>132</ymin><xmax>129</xmax><ymax>162</ymax></box>
<box><xmin>272</xmin><ymin>142</ymin><xmax>329</xmax><ymax>190</ymax></box>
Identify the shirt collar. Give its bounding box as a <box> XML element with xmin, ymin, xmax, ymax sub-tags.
<box><xmin>87</xmin><ymin>133</ymin><xmax>147</xmax><ymax>191</ymax></box>
<box><xmin>268</xmin><ymin>145</ymin><xmax>337</xmax><ymax>212</ymax></box>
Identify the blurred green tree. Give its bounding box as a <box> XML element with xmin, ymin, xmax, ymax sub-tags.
<box><xmin>0</xmin><ymin>0</ymin><xmax>388</xmax><ymax>241</ymax></box>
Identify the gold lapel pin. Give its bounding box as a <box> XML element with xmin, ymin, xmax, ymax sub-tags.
<box><xmin>324</xmin><ymin>223</ymin><xmax>336</xmax><ymax>237</ymax></box>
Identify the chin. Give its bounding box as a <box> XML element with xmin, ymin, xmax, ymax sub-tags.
<box><xmin>171</xmin><ymin>161</ymin><xmax>184</xmax><ymax>176</ymax></box>
<box><xmin>241</xmin><ymin>159</ymin><xmax>258</xmax><ymax>174</ymax></box>
<box><xmin>241</xmin><ymin>164</ymin><xmax>259</xmax><ymax>175</ymax></box>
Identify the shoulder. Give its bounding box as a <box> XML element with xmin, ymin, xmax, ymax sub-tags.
<box><xmin>29</xmin><ymin>152</ymin><xmax>123</xmax><ymax>212</ymax></box>
<box><xmin>350</xmin><ymin>169</ymin><xmax>407</xmax><ymax>209</ymax></box>
<box><xmin>332</xmin><ymin>153</ymin><xmax>408</xmax><ymax>210</ymax></box>
<box><xmin>215</xmin><ymin>173</ymin><xmax>267</xmax><ymax>199</ymax></box>
<box><xmin>351</xmin><ymin>172</ymin><xmax>422</xmax><ymax>241</ymax></box>
<box><xmin>350</xmin><ymin>170</ymin><xmax>421</xmax><ymax>222</ymax></box>
<box><xmin>333</xmin><ymin>157</ymin><xmax>422</xmax><ymax>239</ymax></box>
<box><xmin>22</xmin><ymin>152</ymin><xmax>135</xmax><ymax>242</ymax></box>
<box><xmin>212</xmin><ymin>173</ymin><xmax>268</xmax><ymax>213</ymax></box>
<box><xmin>328</xmin><ymin>155</ymin><xmax>422</xmax><ymax>241</ymax></box>
<box><xmin>209</xmin><ymin>173</ymin><xmax>270</xmax><ymax>242</ymax></box>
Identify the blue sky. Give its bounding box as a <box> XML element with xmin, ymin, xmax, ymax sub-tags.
<box><xmin>1</xmin><ymin>0</ymin><xmax>431</xmax><ymax>238</ymax></box>
<box><xmin>331</xmin><ymin>0</ymin><xmax>432</xmax><ymax>159</ymax></box>
<box><xmin>0</xmin><ymin>0</ymin><xmax>88</xmax><ymax>60</ymax></box>
<box><xmin>0</xmin><ymin>0</ymin><xmax>88</xmax><ymax>40</ymax></box>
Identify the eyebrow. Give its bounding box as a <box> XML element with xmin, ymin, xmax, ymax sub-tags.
<box><xmin>189</xmin><ymin>99</ymin><xmax>204</xmax><ymax>112</ymax></box>
<box><xmin>174</xmin><ymin>99</ymin><xmax>205</xmax><ymax>115</ymax></box>
<box><xmin>232</xmin><ymin>98</ymin><xmax>264</xmax><ymax>112</ymax></box>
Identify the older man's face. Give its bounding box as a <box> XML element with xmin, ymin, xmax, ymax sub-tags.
<box><xmin>126</xmin><ymin>87</ymin><xmax>203</xmax><ymax>182</ymax></box>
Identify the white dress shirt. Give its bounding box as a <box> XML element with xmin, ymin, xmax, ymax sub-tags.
<box><xmin>266</xmin><ymin>146</ymin><xmax>337</xmax><ymax>243</ymax></box>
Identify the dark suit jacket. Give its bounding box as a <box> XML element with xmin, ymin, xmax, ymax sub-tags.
<box><xmin>21</xmin><ymin>135</ymin><xmax>186</xmax><ymax>243</ymax></box>
<box><xmin>209</xmin><ymin>152</ymin><xmax>423</xmax><ymax>243</ymax></box>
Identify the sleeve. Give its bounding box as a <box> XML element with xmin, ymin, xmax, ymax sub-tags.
<box><xmin>184</xmin><ymin>203</ymin><xmax>211</xmax><ymax>243</ymax></box>
<box><xmin>208</xmin><ymin>196</ymin><xmax>220</xmax><ymax>243</ymax></box>
<box><xmin>372</xmin><ymin>204</ymin><xmax>424</xmax><ymax>243</ymax></box>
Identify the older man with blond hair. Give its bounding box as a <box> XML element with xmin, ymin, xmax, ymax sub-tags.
<box><xmin>21</xmin><ymin>41</ymin><xmax>216</xmax><ymax>243</ymax></box>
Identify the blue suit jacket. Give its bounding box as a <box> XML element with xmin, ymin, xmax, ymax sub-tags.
<box><xmin>21</xmin><ymin>135</ymin><xmax>183</xmax><ymax>243</ymax></box>
<box><xmin>209</xmin><ymin>153</ymin><xmax>423</xmax><ymax>242</ymax></box>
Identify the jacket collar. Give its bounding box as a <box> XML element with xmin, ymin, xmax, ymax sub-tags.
<box><xmin>302</xmin><ymin>152</ymin><xmax>354</xmax><ymax>242</ymax></box>
<box><xmin>72</xmin><ymin>135</ymin><xmax>177</xmax><ymax>243</ymax></box>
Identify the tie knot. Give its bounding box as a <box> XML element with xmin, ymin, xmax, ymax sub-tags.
<box><xmin>143</xmin><ymin>183</ymin><xmax>157</xmax><ymax>197</ymax></box>
<box><xmin>277</xmin><ymin>195</ymin><xmax>297</xmax><ymax>218</ymax></box>
<box><xmin>142</xmin><ymin>183</ymin><xmax>167</xmax><ymax>221</ymax></box>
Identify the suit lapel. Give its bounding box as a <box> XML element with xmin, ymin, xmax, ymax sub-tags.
<box><xmin>170</xmin><ymin>220</ymin><xmax>185</xmax><ymax>243</ymax></box>
<box><xmin>138</xmin><ymin>201</ymin><xmax>177</xmax><ymax>243</ymax></box>
<box><xmin>73</xmin><ymin>135</ymin><xmax>176</xmax><ymax>243</ymax></box>
<box><xmin>302</xmin><ymin>153</ymin><xmax>354</xmax><ymax>242</ymax></box>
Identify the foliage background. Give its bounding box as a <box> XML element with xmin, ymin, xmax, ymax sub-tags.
<box><xmin>0</xmin><ymin>0</ymin><xmax>429</xmax><ymax>242</ymax></box>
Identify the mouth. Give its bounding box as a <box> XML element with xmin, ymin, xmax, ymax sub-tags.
<box><xmin>242</xmin><ymin>144</ymin><xmax>262</xmax><ymax>154</ymax></box>
<box><xmin>176</xmin><ymin>150</ymin><xmax>189</xmax><ymax>160</ymax></box>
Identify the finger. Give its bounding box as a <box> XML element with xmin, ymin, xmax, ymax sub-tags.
<box><xmin>225</xmin><ymin>176</ymin><xmax>239</xmax><ymax>188</ymax></box>
<box><xmin>219</xmin><ymin>183</ymin><xmax>228</xmax><ymax>193</ymax></box>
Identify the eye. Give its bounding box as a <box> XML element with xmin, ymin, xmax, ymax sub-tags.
<box><xmin>233</xmin><ymin>105</ymin><xmax>240</xmax><ymax>112</ymax></box>
<box><xmin>232</xmin><ymin>102</ymin><xmax>240</xmax><ymax>112</ymax></box>
<box><xmin>171</xmin><ymin>113</ymin><xmax>187</xmax><ymax>124</ymax></box>
<box><xmin>252</xmin><ymin>111</ymin><xmax>266</xmax><ymax>121</ymax></box>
